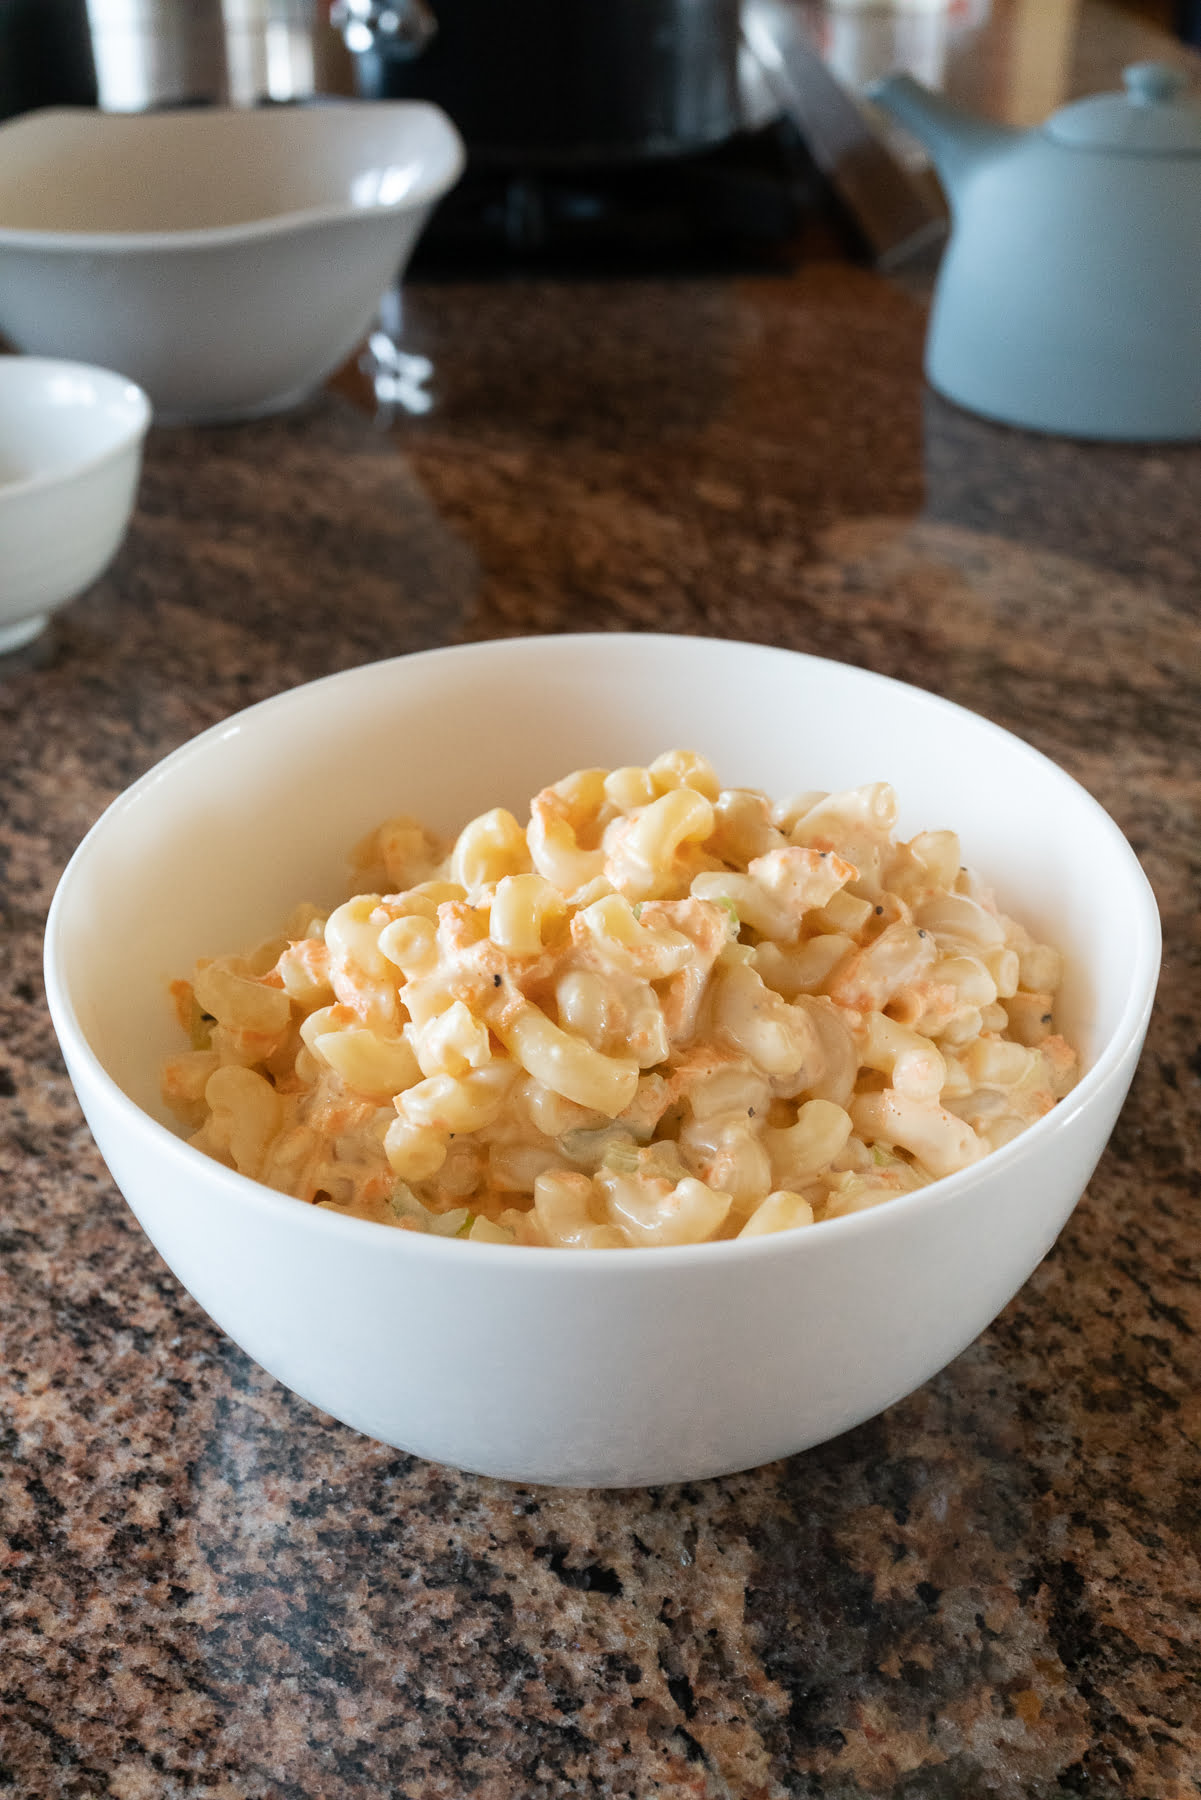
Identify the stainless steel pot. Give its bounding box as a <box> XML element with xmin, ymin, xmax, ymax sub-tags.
<box><xmin>340</xmin><ymin>0</ymin><xmax>745</xmax><ymax>165</ymax></box>
<box><xmin>80</xmin><ymin>0</ymin><xmax>329</xmax><ymax>112</ymax></box>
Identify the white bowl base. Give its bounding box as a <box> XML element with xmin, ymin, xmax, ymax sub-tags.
<box><xmin>0</xmin><ymin>611</ymin><xmax>47</xmax><ymax>655</ymax></box>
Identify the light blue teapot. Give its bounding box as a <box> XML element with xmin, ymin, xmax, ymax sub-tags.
<box><xmin>871</xmin><ymin>62</ymin><xmax>1201</xmax><ymax>441</ymax></box>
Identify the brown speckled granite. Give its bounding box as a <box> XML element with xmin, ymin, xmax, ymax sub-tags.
<box><xmin>3</xmin><ymin>43</ymin><xmax>1201</xmax><ymax>1799</ymax></box>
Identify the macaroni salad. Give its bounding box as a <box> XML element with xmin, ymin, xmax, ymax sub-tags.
<box><xmin>164</xmin><ymin>751</ymin><xmax>1078</xmax><ymax>1248</ymax></box>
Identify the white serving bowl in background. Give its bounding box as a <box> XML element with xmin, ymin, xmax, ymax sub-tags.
<box><xmin>0</xmin><ymin>356</ymin><xmax>150</xmax><ymax>654</ymax></box>
<box><xmin>0</xmin><ymin>104</ymin><xmax>463</xmax><ymax>424</ymax></box>
<box><xmin>44</xmin><ymin>636</ymin><xmax>1160</xmax><ymax>1485</ymax></box>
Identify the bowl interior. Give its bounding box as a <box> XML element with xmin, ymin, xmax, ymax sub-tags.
<box><xmin>49</xmin><ymin>638</ymin><xmax>1159</xmax><ymax>1142</ymax></box>
<box><xmin>0</xmin><ymin>358</ymin><xmax>149</xmax><ymax>490</ymax></box>
<box><xmin>0</xmin><ymin>104</ymin><xmax>463</xmax><ymax>237</ymax></box>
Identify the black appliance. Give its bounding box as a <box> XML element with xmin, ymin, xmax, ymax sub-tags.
<box><xmin>0</xmin><ymin>0</ymin><xmax>97</xmax><ymax>121</ymax></box>
<box><xmin>335</xmin><ymin>0</ymin><xmax>942</xmax><ymax>273</ymax></box>
<box><xmin>335</xmin><ymin>0</ymin><xmax>828</xmax><ymax>270</ymax></box>
<box><xmin>337</xmin><ymin>0</ymin><xmax>747</xmax><ymax>166</ymax></box>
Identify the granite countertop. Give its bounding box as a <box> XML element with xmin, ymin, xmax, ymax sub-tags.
<box><xmin>2</xmin><ymin>8</ymin><xmax>1200</xmax><ymax>1797</ymax></box>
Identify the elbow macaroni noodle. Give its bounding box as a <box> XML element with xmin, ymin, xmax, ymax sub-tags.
<box><xmin>164</xmin><ymin>753</ymin><xmax>1079</xmax><ymax>1249</ymax></box>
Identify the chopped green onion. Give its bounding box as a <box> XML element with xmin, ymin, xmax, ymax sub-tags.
<box><xmin>189</xmin><ymin>997</ymin><xmax>215</xmax><ymax>1050</ymax></box>
<box><xmin>596</xmin><ymin>1136</ymin><xmax>687</xmax><ymax>1183</ymax></box>
<box><xmin>428</xmin><ymin>1206</ymin><xmax>470</xmax><ymax>1238</ymax></box>
<box><xmin>641</xmin><ymin>1139</ymin><xmax>688</xmax><ymax>1183</ymax></box>
<box><xmin>559</xmin><ymin>1123</ymin><xmax>651</xmax><ymax>1167</ymax></box>
<box><xmin>388</xmin><ymin>1181</ymin><xmax>420</xmax><ymax>1220</ymax></box>
<box><xmin>389</xmin><ymin>1183</ymin><xmax>470</xmax><ymax>1237</ymax></box>
<box><xmin>598</xmin><ymin>1135</ymin><xmax>642</xmax><ymax>1175</ymax></box>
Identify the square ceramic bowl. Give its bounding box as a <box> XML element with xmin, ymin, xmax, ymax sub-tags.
<box><xmin>44</xmin><ymin>636</ymin><xmax>1160</xmax><ymax>1485</ymax></box>
<box><xmin>0</xmin><ymin>103</ymin><xmax>463</xmax><ymax>424</ymax></box>
<box><xmin>0</xmin><ymin>355</ymin><xmax>151</xmax><ymax>654</ymax></box>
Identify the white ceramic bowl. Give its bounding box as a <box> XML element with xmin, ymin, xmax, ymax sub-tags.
<box><xmin>0</xmin><ymin>104</ymin><xmax>463</xmax><ymax>424</ymax></box>
<box><xmin>44</xmin><ymin>636</ymin><xmax>1160</xmax><ymax>1485</ymax></box>
<box><xmin>0</xmin><ymin>355</ymin><xmax>150</xmax><ymax>654</ymax></box>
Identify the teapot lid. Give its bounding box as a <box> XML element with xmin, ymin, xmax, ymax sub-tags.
<box><xmin>1046</xmin><ymin>63</ymin><xmax>1201</xmax><ymax>154</ymax></box>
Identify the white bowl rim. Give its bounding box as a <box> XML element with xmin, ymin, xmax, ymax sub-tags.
<box><xmin>43</xmin><ymin>633</ymin><xmax>1163</xmax><ymax>1275</ymax></box>
<box><xmin>0</xmin><ymin>356</ymin><xmax>151</xmax><ymax>499</ymax></box>
<box><xmin>0</xmin><ymin>103</ymin><xmax>466</xmax><ymax>254</ymax></box>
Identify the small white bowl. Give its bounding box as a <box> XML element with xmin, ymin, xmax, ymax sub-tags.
<box><xmin>0</xmin><ymin>103</ymin><xmax>464</xmax><ymax>424</ymax></box>
<box><xmin>0</xmin><ymin>356</ymin><xmax>150</xmax><ymax>654</ymax></box>
<box><xmin>44</xmin><ymin>636</ymin><xmax>1160</xmax><ymax>1485</ymax></box>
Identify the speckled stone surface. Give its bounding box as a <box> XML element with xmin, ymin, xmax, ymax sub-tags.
<box><xmin>3</xmin><ymin>34</ymin><xmax>1201</xmax><ymax>1800</ymax></box>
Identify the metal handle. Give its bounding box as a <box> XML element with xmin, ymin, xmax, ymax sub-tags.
<box><xmin>331</xmin><ymin>0</ymin><xmax>437</xmax><ymax>61</ymax></box>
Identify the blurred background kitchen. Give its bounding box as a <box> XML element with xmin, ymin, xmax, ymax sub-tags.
<box><xmin>2</xmin><ymin>1</ymin><xmax>1197</xmax><ymax>274</ymax></box>
<box><xmin>4</xmin><ymin>0</ymin><xmax>1198</xmax><ymax>117</ymax></box>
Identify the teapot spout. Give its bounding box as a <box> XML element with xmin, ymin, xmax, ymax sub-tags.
<box><xmin>868</xmin><ymin>74</ymin><xmax>1018</xmax><ymax>200</ymax></box>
